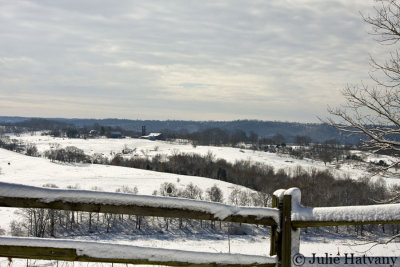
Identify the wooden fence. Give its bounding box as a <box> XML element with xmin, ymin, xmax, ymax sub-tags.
<box><xmin>0</xmin><ymin>182</ymin><xmax>279</xmax><ymax>266</ymax></box>
<box><xmin>0</xmin><ymin>182</ymin><xmax>400</xmax><ymax>266</ymax></box>
<box><xmin>274</xmin><ymin>187</ymin><xmax>400</xmax><ymax>267</ymax></box>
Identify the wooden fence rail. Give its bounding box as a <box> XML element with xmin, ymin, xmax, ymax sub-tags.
<box><xmin>0</xmin><ymin>237</ymin><xmax>276</xmax><ymax>267</ymax></box>
<box><xmin>275</xmin><ymin>187</ymin><xmax>400</xmax><ymax>267</ymax></box>
<box><xmin>1</xmin><ymin>182</ymin><xmax>400</xmax><ymax>266</ymax></box>
<box><xmin>0</xmin><ymin>182</ymin><xmax>279</xmax><ymax>266</ymax></box>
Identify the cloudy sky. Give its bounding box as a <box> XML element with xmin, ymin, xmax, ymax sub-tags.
<box><xmin>0</xmin><ymin>0</ymin><xmax>387</xmax><ymax>122</ymax></box>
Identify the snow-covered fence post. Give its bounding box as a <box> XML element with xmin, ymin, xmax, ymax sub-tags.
<box><xmin>271</xmin><ymin>189</ymin><xmax>285</xmax><ymax>258</ymax></box>
<box><xmin>270</xmin><ymin>194</ymin><xmax>278</xmax><ymax>257</ymax></box>
<box><xmin>282</xmin><ymin>188</ymin><xmax>300</xmax><ymax>267</ymax></box>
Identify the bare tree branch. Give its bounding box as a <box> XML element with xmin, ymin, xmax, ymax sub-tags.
<box><xmin>326</xmin><ymin>0</ymin><xmax>400</xmax><ymax>189</ymax></box>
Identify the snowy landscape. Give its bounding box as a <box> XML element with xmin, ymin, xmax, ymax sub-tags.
<box><xmin>3</xmin><ymin>0</ymin><xmax>400</xmax><ymax>265</ymax></box>
<box><xmin>8</xmin><ymin>132</ymin><xmax>400</xmax><ymax>186</ymax></box>
<box><xmin>0</xmin><ymin>133</ymin><xmax>400</xmax><ymax>266</ymax></box>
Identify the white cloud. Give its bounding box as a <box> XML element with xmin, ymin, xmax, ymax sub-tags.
<box><xmin>0</xmin><ymin>0</ymin><xmax>384</xmax><ymax>122</ymax></box>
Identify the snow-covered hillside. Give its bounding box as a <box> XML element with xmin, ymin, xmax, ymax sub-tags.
<box><xmin>0</xmin><ymin>147</ymin><xmax>244</xmax><ymax>194</ymax></box>
<box><xmin>0</xmin><ymin>142</ymin><xmax>400</xmax><ymax>266</ymax></box>
<box><xmin>0</xmin><ymin>147</ymin><xmax>256</xmax><ymax>236</ymax></box>
<box><xmin>9</xmin><ymin>133</ymin><xmax>400</xmax><ymax>185</ymax></box>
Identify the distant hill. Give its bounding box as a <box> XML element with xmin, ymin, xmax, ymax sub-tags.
<box><xmin>0</xmin><ymin>116</ymin><xmax>30</xmax><ymax>124</ymax></box>
<box><xmin>0</xmin><ymin>116</ymin><xmax>361</xmax><ymax>144</ymax></box>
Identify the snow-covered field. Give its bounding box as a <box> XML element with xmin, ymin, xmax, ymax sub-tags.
<box><xmin>9</xmin><ymin>133</ymin><xmax>400</xmax><ymax>185</ymax></box>
<box><xmin>0</xmin><ymin>147</ymin><xmax>254</xmax><ymax>232</ymax></box>
<box><xmin>0</xmin><ymin>145</ymin><xmax>244</xmax><ymax>195</ymax></box>
<box><xmin>1</xmin><ymin>134</ymin><xmax>400</xmax><ymax>266</ymax></box>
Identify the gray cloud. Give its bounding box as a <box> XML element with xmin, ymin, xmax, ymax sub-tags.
<box><xmin>0</xmin><ymin>0</ymin><xmax>383</xmax><ymax>122</ymax></box>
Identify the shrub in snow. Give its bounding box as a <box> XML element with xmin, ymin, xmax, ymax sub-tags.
<box><xmin>228</xmin><ymin>187</ymin><xmax>253</xmax><ymax>207</ymax></box>
<box><xmin>25</xmin><ymin>143</ymin><xmax>39</xmax><ymax>157</ymax></box>
<box><xmin>159</xmin><ymin>182</ymin><xmax>178</xmax><ymax>197</ymax></box>
<box><xmin>91</xmin><ymin>153</ymin><xmax>108</xmax><ymax>164</ymax></box>
<box><xmin>65</xmin><ymin>146</ymin><xmax>88</xmax><ymax>163</ymax></box>
<box><xmin>206</xmin><ymin>184</ymin><xmax>224</xmax><ymax>203</ymax></box>
<box><xmin>115</xmin><ymin>185</ymin><xmax>138</xmax><ymax>195</ymax></box>
<box><xmin>180</xmin><ymin>183</ymin><xmax>203</xmax><ymax>200</ymax></box>
<box><xmin>239</xmin><ymin>190</ymin><xmax>251</xmax><ymax>206</ymax></box>
<box><xmin>250</xmin><ymin>191</ymin><xmax>270</xmax><ymax>207</ymax></box>
<box><xmin>44</xmin><ymin>146</ymin><xmax>88</xmax><ymax>163</ymax></box>
<box><xmin>229</xmin><ymin>187</ymin><xmax>241</xmax><ymax>206</ymax></box>
<box><xmin>42</xmin><ymin>183</ymin><xmax>58</xmax><ymax>189</ymax></box>
<box><xmin>10</xmin><ymin>220</ymin><xmax>24</xmax><ymax>237</ymax></box>
<box><xmin>90</xmin><ymin>185</ymin><xmax>102</xmax><ymax>191</ymax></box>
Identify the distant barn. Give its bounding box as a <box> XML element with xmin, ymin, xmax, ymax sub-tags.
<box><xmin>110</xmin><ymin>131</ymin><xmax>124</xmax><ymax>138</ymax></box>
<box><xmin>140</xmin><ymin>133</ymin><xmax>164</xmax><ymax>141</ymax></box>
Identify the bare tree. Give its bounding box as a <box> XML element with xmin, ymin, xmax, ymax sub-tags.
<box><xmin>228</xmin><ymin>187</ymin><xmax>241</xmax><ymax>206</ymax></box>
<box><xmin>115</xmin><ymin>185</ymin><xmax>139</xmax><ymax>226</ymax></box>
<box><xmin>327</xmin><ymin>0</ymin><xmax>400</xmax><ymax>174</ymax></box>
<box><xmin>181</xmin><ymin>183</ymin><xmax>203</xmax><ymax>200</ymax></box>
<box><xmin>327</xmin><ymin>0</ymin><xmax>400</xmax><ymax>245</ymax></box>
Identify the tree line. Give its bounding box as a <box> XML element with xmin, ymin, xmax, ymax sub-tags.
<box><xmin>10</xmin><ymin>183</ymin><xmax>263</xmax><ymax>238</ymax></box>
<box><xmin>106</xmin><ymin>151</ymin><xmax>390</xmax><ymax>208</ymax></box>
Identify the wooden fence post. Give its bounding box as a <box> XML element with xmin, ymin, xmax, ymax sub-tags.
<box><xmin>272</xmin><ymin>189</ymin><xmax>286</xmax><ymax>266</ymax></box>
<box><xmin>270</xmin><ymin>194</ymin><xmax>279</xmax><ymax>256</ymax></box>
<box><xmin>282</xmin><ymin>193</ymin><xmax>292</xmax><ymax>267</ymax></box>
<box><xmin>282</xmin><ymin>188</ymin><xmax>301</xmax><ymax>267</ymax></box>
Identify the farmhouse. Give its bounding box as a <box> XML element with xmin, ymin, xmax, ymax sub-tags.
<box><xmin>140</xmin><ymin>132</ymin><xmax>164</xmax><ymax>141</ymax></box>
<box><xmin>88</xmin><ymin>130</ymin><xmax>98</xmax><ymax>137</ymax></box>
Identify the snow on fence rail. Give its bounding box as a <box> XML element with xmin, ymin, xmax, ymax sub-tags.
<box><xmin>1</xmin><ymin>182</ymin><xmax>399</xmax><ymax>267</ymax></box>
<box><xmin>0</xmin><ymin>182</ymin><xmax>279</xmax><ymax>266</ymax></box>
<box><xmin>0</xmin><ymin>182</ymin><xmax>279</xmax><ymax>226</ymax></box>
<box><xmin>0</xmin><ymin>237</ymin><xmax>276</xmax><ymax>266</ymax></box>
<box><xmin>275</xmin><ymin>187</ymin><xmax>400</xmax><ymax>267</ymax></box>
<box><xmin>285</xmin><ymin>187</ymin><xmax>400</xmax><ymax>228</ymax></box>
